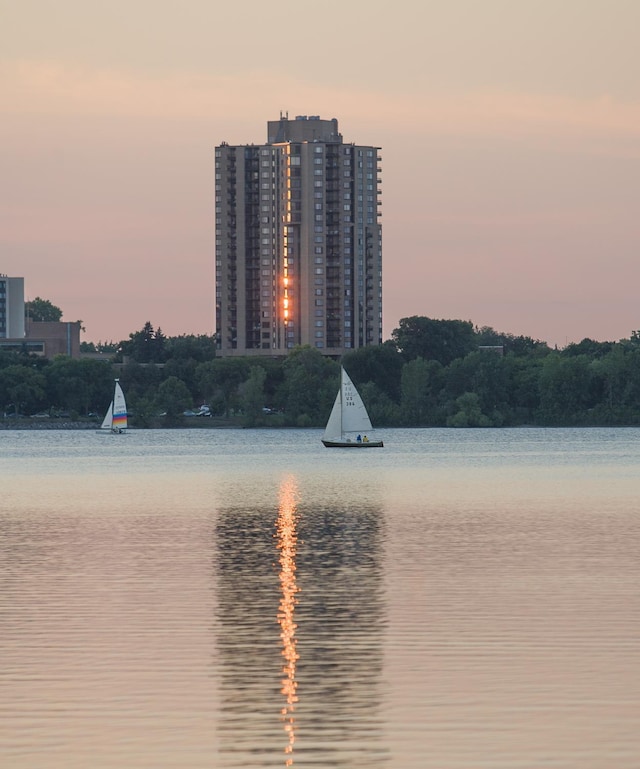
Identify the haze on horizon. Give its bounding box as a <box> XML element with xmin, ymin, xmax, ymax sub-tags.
<box><xmin>2</xmin><ymin>0</ymin><xmax>639</xmax><ymax>349</ymax></box>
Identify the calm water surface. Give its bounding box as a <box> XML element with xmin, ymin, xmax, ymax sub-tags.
<box><xmin>1</xmin><ymin>427</ymin><xmax>639</xmax><ymax>768</ymax></box>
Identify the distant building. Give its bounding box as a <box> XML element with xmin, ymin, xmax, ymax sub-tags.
<box><xmin>0</xmin><ymin>275</ymin><xmax>25</xmax><ymax>338</ymax></box>
<box><xmin>0</xmin><ymin>274</ymin><xmax>81</xmax><ymax>357</ymax></box>
<box><xmin>215</xmin><ymin>114</ymin><xmax>382</xmax><ymax>357</ymax></box>
<box><xmin>26</xmin><ymin>321</ymin><xmax>82</xmax><ymax>358</ymax></box>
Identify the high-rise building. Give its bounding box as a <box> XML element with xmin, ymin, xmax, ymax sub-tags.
<box><xmin>215</xmin><ymin>115</ymin><xmax>382</xmax><ymax>357</ymax></box>
<box><xmin>0</xmin><ymin>275</ymin><xmax>25</xmax><ymax>339</ymax></box>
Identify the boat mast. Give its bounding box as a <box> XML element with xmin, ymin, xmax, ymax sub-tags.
<box><xmin>340</xmin><ymin>366</ymin><xmax>344</xmax><ymax>437</ymax></box>
<box><xmin>112</xmin><ymin>378</ymin><xmax>119</xmax><ymax>430</ymax></box>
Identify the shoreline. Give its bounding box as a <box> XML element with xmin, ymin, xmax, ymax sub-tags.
<box><xmin>0</xmin><ymin>417</ymin><xmax>247</xmax><ymax>430</ymax></box>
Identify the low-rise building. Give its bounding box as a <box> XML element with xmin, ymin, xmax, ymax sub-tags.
<box><xmin>0</xmin><ymin>274</ymin><xmax>81</xmax><ymax>357</ymax></box>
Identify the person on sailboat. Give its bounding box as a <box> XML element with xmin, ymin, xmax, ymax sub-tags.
<box><xmin>357</xmin><ymin>434</ymin><xmax>362</xmax><ymax>442</ymax></box>
<box><xmin>363</xmin><ymin>435</ymin><xmax>369</xmax><ymax>443</ymax></box>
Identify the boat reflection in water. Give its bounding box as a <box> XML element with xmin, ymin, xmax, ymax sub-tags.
<box><xmin>276</xmin><ymin>476</ymin><xmax>300</xmax><ymax>766</ymax></box>
<box><xmin>213</xmin><ymin>475</ymin><xmax>389</xmax><ymax>768</ymax></box>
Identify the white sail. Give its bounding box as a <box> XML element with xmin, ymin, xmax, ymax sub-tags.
<box><xmin>322</xmin><ymin>390</ymin><xmax>343</xmax><ymax>443</ymax></box>
<box><xmin>100</xmin><ymin>402</ymin><xmax>113</xmax><ymax>430</ymax></box>
<box><xmin>340</xmin><ymin>368</ymin><xmax>373</xmax><ymax>435</ymax></box>
<box><xmin>322</xmin><ymin>367</ymin><xmax>379</xmax><ymax>446</ymax></box>
<box><xmin>99</xmin><ymin>379</ymin><xmax>128</xmax><ymax>433</ymax></box>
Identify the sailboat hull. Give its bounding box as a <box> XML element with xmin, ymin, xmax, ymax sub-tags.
<box><xmin>321</xmin><ymin>439</ymin><xmax>384</xmax><ymax>448</ymax></box>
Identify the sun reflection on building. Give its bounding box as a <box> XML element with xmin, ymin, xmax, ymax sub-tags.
<box><xmin>276</xmin><ymin>476</ymin><xmax>300</xmax><ymax>766</ymax></box>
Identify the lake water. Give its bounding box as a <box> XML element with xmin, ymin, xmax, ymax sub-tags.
<box><xmin>1</xmin><ymin>427</ymin><xmax>639</xmax><ymax>768</ymax></box>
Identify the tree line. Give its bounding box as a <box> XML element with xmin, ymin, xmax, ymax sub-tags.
<box><xmin>4</xmin><ymin>315</ymin><xmax>640</xmax><ymax>427</ymax></box>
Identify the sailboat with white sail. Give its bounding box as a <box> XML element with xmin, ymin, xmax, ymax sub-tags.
<box><xmin>99</xmin><ymin>378</ymin><xmax>128</xmax><ymax>434</ymax></box>
<box><xmin>322</xmin><ymin>367</ymin><xmax>383</xmax><ymax>448</ymax></box>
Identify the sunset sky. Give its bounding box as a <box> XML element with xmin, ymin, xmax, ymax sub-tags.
<box><xmin>2</xmin><ymin>0</ymin><xmax>639</xmax><ymax>348</ymax></box>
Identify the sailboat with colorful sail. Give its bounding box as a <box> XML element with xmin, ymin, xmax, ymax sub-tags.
<box><xmin>99</xmin><ymin>379</ymin><xmax>128</xmax><ymax>434</ymax></box>
<box><xmin>321</xmin><ymin>367</ymin><xmax>383</xmax><ymax>448</ymax></box>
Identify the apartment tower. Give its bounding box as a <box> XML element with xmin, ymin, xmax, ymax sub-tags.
<box><xmin>215</xmin><ymin>115</ymin><xmax>382</xmax><ymax>357</ymax></box>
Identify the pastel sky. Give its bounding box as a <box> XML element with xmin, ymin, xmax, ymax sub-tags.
<box><xmin>2</xmin><ymin>0</ymin><xmax>639</xmax><ymax>348</ymax></box>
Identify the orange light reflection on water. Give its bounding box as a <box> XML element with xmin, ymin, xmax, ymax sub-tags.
<box><xmin>276</xmin><ymin>476</ymin><xmax>300</xmax><ymax>767</ymax></box>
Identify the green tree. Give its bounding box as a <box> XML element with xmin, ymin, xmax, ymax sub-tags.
<box><xmin>621</xmin><ymin>348</ymin><xmax>640</xmax><ymax>408</ymax></box>
<box><xmin>80</xmin><ymin>340</ymin><xmax>118</xmax><ymax>354</ymax></box>
<box><xmin>26</xmin><ymin>297</ymin><xmax>63</xmax><ymax>322</ymax></box>
<box><xmin>119</xmin><ymin>322</ymin><xmax>166</xmax><ymax>364</ymax></box>
<box><xmin>119</xmin><ymin>360</ymin><xmax>163</xmax><ymax>406</ymax></box>
<box><xmin>128</xmin><ymin>396</ymin><xmax>156</xmax><ymax>428</ymax></box>
<box><xmin>46</xmin><ymin>358</ymin><xmax>113</xmax><ymax>415</ymax></box>
<box><xmin>446</xmin><ymin>351</ymin><xmax>510</xmax><ymax>425</ymax></box>
<box><xmin>475</xmin><ymin>325</ymin><xmax>549</xmax><ymax>357</ymax></box>
<box><xmin>504</xmin><ymin>355</ymin><xmax>542</xmax><ymax>423</ymax></box>
<box><xmin>163</xmin><ymin>357</ymin><xmax>200</xmax><ymax>403</ymax></box>
<box><xmin>562</xmin><ymin>338</ymin><xmax>614</xmax><ymax>359</ymax></box>
<box><xmin>447</xmin><ymin>392</ymin><xmax>492</xmax><ymax>427</ymax></box>
<box><xmin>358</xmin><ymin>381</ymin><xmax>401</xmax><ymax>426</ymax></box>
<box><xmin>240</xmin><ymin>365</ymin><xmax>267</xmax><ymax>427</ymax></box>
<box><xmin>156</xmin><ymin>376</ymin><xmax>192</xmax><ymax>425</ymax></box>
<box><xmin>537</xmin><ymin>354</ymin><xmax>596</xmax><ymax>425</ymax></box>
<box><xmin>281</xmin><ymin>346</ymin><xmax>338</xmax><ymax>426</ymax></box>
<box><xmin>165</xmin><ymin>334</ymin><xmax>216</xmax><ymax>362</ymax></box>
<box><xmin>341</xmin><ymin>341</ymin><xmax>404</xmax><ymax>402</ymax></box>
<box><xmin>392</xmin><ymin>316</ymin><xmax>476</xmax><ymax>366</ymax></box>
<box><xmin>0</xmin><ymin>365</ymin><xmax>47</xmax><ymax>415</ymax></box>
<box><xmin>196</xmin><ymin>358</ymin><xmax>251</xmax><ymax>416</ymax></box>
<box><xmin>400</xmin><ymin>357</ymin><xmax>442</xmax><ymax>425</ymax></box>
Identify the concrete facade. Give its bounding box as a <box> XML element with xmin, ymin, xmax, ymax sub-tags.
<box><xmin>0</xmin><ymin>275</ymin><xmax>25</xmax><ymax>339</ymax></box>
<box><xmin>0</xmin><ymin>321</ymin><xmax>81</xmax><ymax>358</ymax></box>
<box><xmin>215</xmin><ymin>115</ymin><xmax>382</xmax><ymax>357</ymax></box>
